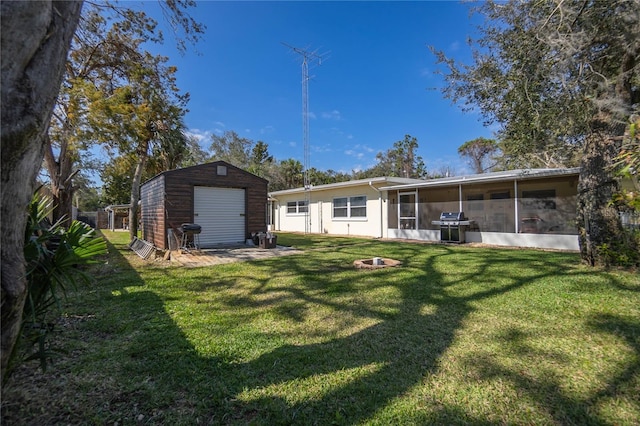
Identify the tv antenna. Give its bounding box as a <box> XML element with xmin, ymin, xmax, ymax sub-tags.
<box><xmin>282</xmin><ymin>43</ymin><xmax>329</xmax><ymax>234</ymax></box>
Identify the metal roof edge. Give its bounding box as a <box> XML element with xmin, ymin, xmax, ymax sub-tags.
<box><xmin>141</xmin><ymin>160</ymin><xmax>269</xmax><ymax>186</ymax></box>
<box><xmin>268</xmin><ymin>176</ymin><xmax>424</xmax><ymax>196</ymax></box>
<box><xmin>379</xmin><ymin>168</ymin><xmax>581</xmax><ymax>191</ymax></box>
<box><xmin>104</xmin><ymin>204</ymin><xmax>131</xmax><ymax>210</ymax></box>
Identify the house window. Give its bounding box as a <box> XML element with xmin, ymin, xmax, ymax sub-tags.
<box><xmin>522</xmin><ymin>189</ymin><xmax>556</xmax><ymax>209</ymax></box>
<box><xmin>287</xmin><ymin>200</ymin><xmax>308</xmax><ymax>214</ymax></box>
<box><xmin>333</xmin><ymin>196</ymin><xmax>367</xmax><ymax>218</ymax></box>
<box><xmin>490</xmin><ymin>191</ymin><xmax>510</xmax><ymax>200</ymax></box>
<box><xmin>466</xmin><ymin>194</ymin><xmax>484</xmax><ymax>211</ymax></box>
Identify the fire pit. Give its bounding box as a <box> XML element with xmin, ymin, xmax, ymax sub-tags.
<box><xmin>353</xmin><ymin>257</ymin><xmax>402</xmax><ymax>269</ymax></box>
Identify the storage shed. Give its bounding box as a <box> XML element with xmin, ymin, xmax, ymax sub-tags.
<box><xmin>140</xmin><ymin>161</ymin><xmax>268</xmax><ymax>250</ymax></box>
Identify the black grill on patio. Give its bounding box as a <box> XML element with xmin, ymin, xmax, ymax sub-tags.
<box><xmin>180</xmin><ymin>223</ymin><xmax>201</xmax><ymax>252</ymax></box>
<box><xmin>431</xmin><ymin>212</ymin><xmax>473</xmax><ymax>243</ymax></box>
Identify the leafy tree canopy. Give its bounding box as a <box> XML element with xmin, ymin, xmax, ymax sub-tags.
<box><xmin>431</xmin><ymin>0</ymin><xmax>640</xmax><ymax>266</ymax></box>
<box><xmin>458</xmin><ymin>137</ymin><xmax>499</xmax><ymax>174</ymax></box>
<box><xmin>355</xmin><ymin>134</ymin><xmax>427</xmax><ymax>179</ymax></box>
<box><xmin>431</xmin><ymin>0</ymin><xmax>639</xmax><ymax>166</ymax></box>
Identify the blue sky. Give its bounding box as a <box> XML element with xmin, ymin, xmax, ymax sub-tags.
<box><xmin>142</xmin><ymin>1</ymin><xmax>494</xmax><ymax>176</ymax></box>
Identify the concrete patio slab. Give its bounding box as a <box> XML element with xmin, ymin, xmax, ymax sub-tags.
<box><xmin>170</xmin><ymin>245</ymin><xmax>303</xmax><ymax>267</ymax></box>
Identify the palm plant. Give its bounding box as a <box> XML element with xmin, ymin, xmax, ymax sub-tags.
<box><xmin>8</xmin><ymin>192</ymin><xmax>108</xmax><ymax>375</ymax></box>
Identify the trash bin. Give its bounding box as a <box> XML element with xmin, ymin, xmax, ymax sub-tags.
<box><xmin>258</xmin><ymin>233</ymin><xmax>277</xmax><ymax>249</ymax></box>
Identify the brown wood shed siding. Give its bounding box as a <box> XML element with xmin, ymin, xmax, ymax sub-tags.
<box><xmin>142</xmin><ymin>161</ymin><xmax>267</xmax><ymax>249</ymax></box>
<box><xmin>140</xmin><ymin>175</ymin><xmax>166</xmax><ymax>248</ymax></box>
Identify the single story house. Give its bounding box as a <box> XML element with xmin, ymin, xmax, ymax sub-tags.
<box><xmin>140</xmin><ymin>161</ymin><xmax>268</xmax><ymax>249</ymax></box>
<box><xmin>269</xmin><ymin>168</ymin><xmax>582</xmax><ymax>251</ymax></box>
<box><xmin>268</xmin><ymin>176</ymin><xmax>425</xmax><ymax>237</ymax></box>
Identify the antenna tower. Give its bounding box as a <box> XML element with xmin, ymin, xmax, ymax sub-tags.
<box><xmin>283</xmin><ymin>43</ymin><xmax>327</xmax><ymax>234</ymax></box>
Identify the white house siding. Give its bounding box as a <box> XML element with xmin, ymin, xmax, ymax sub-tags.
<box><xmin>386</xmin><ymin>228</ymin><xmax>579</xmax><ymax>251</ymax></box>
<box><xmin>270</xmin><ymin>170</ymin><xmax>584</xmax><ymax>251</ymax></box>
<box><xmin>465</xmin><ymin>231</ymin><xmax>580</xmax><ymax>250</ymax></box>
<box><xmin>273</xmin><ymin>194</ymin><xmax>307</xmax><ymax>234</ymax></box>
<box><xmin>272</xmin><ymin>185</ymin><xmax>386</xmax><ymax>238</ymax></box>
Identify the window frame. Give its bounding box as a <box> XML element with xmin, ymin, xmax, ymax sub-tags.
<box><xmin>466</xmin><ymin>193</ymin><xmax>485</xmax><ymax>211</ymax></box>
<box><xmin>332</xmin><ymin>195</ymin><xmax>367</xmax><ymax>220</ymax></box>
<box><xmin>286</xmin><ymin>200</ymin><xmax>308</xmax><ymax>215</ymax></box>
<box><xmin>522</xmin><ymin>189</ymin><xmax>557</xmax><ymax>210</ymax></box>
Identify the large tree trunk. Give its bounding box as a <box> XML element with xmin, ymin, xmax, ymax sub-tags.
<box><xmin>577</xmin><ymin>43</ymin><xmax>637</xmax><ymax>267</ymax></box>
<box><xmin>43</xmin><ymin>134</ymin><xmax>75</xmax><ymax>227</ymax></box>
<box><xmin>1</xmin><ymin>0</ymin><xmax>82</xmax><ymax>380</ymax></box>
<box><xmin>576</xmin><ymin>116</ymin><xmax>625</xmax><ymax>266</ymax></box>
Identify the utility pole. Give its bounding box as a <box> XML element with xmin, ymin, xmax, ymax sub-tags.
<box><xmin>283</xmin><ymin>43</ymin><xmax>328</xmax><ymax>234</ymax></box>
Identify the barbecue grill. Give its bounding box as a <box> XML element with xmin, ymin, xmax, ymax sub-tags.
<box><xmin>180</xmin><ymin>223</ymin><xmax>201</xmax><ymax>252</ymax></box>
<box><xmin>431</xmin><ymin>212</ymin><xmax>473</xmax><ymax>243</ymax></box>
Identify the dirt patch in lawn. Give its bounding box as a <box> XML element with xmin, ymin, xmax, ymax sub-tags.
<box><xmin>353</xmin><ymin>258</ymin><xmax>402</xmax><ymax>269</ymax></box>
<box><xmin>169</xmin><ymin>245</ymin><xmax>304</xmax><ymax>267</ymax></box>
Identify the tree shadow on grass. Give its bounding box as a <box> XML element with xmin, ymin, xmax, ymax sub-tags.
<box><xmin>586</xmin><ymin>314</ymin><xmax>640</xmax><ymax>410</ymax></box>
<box><xmin>461</xmin><ymin>313</ymin><xmax>639</xmax><ymax>425</ymax></box>
<box><xmin>3</xmin><ymin>235</ymin><xmax>637</xmax><ymax>425</ymax></box>
<box><xmin>136</xmin><ymin>240</ymin><xmax>634</xmax><ymax>424</ymax></box>
<box><xmin>174</xmin><ymin>243</ymin><xmax>602</xmax><ymax>424</ymax></box>
<box><xmin>2</xmin><ymin>235</ymin><xmax>193</xmax><ymax>423</ymax></box>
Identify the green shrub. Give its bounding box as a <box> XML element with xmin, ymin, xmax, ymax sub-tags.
<box><xmin>8</xmin><ymin>193</ymin><xmax>108</xmax><ymax>375</ymax></box>
<box><xmin>597</xmin><ymin>228</ymin><xmax>640</xmax><ymax>268</ymax></box>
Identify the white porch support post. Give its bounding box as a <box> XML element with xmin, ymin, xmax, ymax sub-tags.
<box><xmin>369</xmin><ymin>181</ymin><xmax>383</xmax><ymax>238</ymax></box>
<box><xmin>106</xmin><ymin>206</ymin><xmax>114</xmax><ymax>232</ymax></box>
<box><xmin>514</xmin><ymin>180</ymin><xmax>519</xmax><ymax>233</ymax></box>
<box><xmin>396</xmin><ymin>190</ymin><xmax>400</xmax><ymax>229</ymax></box>
<box><xmin>458</xmin><ymin>184</ymin><xmax>463</xmax><ymax>212</ymax></box>
<box><xmin>415</xmin><ymin>190</ymin><xmax>419</xmax><ymax>229</ymax></box>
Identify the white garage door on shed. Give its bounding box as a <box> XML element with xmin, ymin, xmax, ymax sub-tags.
<box><xmin>194</xmin><ymin>186</ymin><xmax>246</xmax><ymax>246</ymax></box>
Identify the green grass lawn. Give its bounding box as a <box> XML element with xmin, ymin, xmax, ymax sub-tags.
<box><xmin>3</xmin><ymin>231</ymin><xmax>639</xmax><ymax>425</ymax></box>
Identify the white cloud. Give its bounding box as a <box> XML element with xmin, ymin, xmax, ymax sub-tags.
<box><xmin>321</xmin><ymin>110</ymin><xmax>341</xmax><ymax>120</ymax></box>
<box><xmin>327</xmin><ymin>128</ymin><xmax>354</xmax><ymax>140</ymax></box>
<box><xmin>312</xmin><ymin>144</ymin><xmax>332</xmax><ymax>153</ymax></box>
<box><xmin>352</xmin><ymin>144</ymin><xmax>376</xmax><ymax>153</ymax></box>
<box><xmin>208</xmin><ymin>121</ymin><xmax>226</xmax><ymax>136</ymax></box>
<box><xmin>185</xmin><ymin>128</ymin><xmax>214</xmax><ymax>151</ymax></box>
<box><xmin>260</xmin><ymin>125</ymin><xmax>275</xmax><ymax>134</ymax></box>
<box><xmin>344</xmin><ymin>146</ymin><xmax>369</xmax><ymax>160</ymax></box>
<box><xmin>184</xmin><ymin>128</ymin><xmax>210</xmax><ymax>142</ymax></box>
